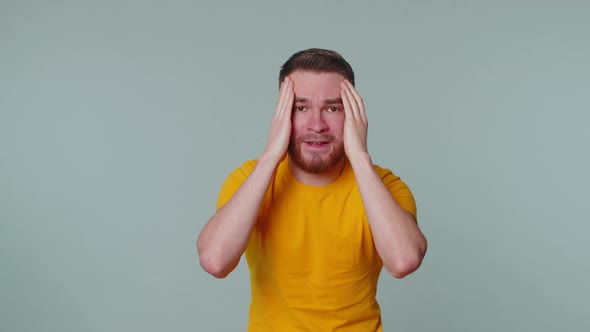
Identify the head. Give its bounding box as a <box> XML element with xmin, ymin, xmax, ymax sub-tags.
<box><xmin>279</xmin><ymin>49</ymin><xmax>356</xmax><ymax>174</ymax></box>
<box><xmin>279</xmin><ymin>48</ymin><xmax>355</xmax><ymax>87</ymax></box>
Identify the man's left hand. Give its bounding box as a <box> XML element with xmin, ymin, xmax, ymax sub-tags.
<box><xmin>341</xmin><ymin>79</ymin><xmax>370</xmax><ymax>163</ymax></box>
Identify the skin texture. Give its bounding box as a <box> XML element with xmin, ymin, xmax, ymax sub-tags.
<box><xmin>339</xmin><ymin>78</ymin><xmax>427</xmax><ymax>278</ymax></box>
<box><xmin>287</xmin><ymin>71</ymin><xmax>346</xmax><ymax>185</ymax></box>
<box><xmin>197</xmin><ymin>71</ymin><xmax>427</xmax><ymax>278</ymax></box>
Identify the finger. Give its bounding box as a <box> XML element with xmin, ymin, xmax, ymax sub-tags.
<box><xmin>283</xmin><ymin>80</ymin><xmax>294</xmax><ymax>120</ymax></box>
<box><xmin>341</xmin><ymin>84</ymin><xmax>354</xmax><ymax>121</ymax></box>
<box><xmin>276</xmin><ymin>78</ymin><xmax>291</xmax><ymax>118</ymax></box>
<box><xmin>345</xmin><ymin>80</ymin><xmax>367</xmax><ymax>124</ymax></box>
<box><xmin>282</xmin><ymin>78</ymin><xmax>294</xmax><ymax>118</ymax></box>
<box><xmin>275</xmin><ymin>79</ymin><xmax>287</xmax><ymax>118</ymax></box>
<box><xmin>342</xmin><ymin>80</ymin><xmax>360</xmax><ymax>120</ymax></box>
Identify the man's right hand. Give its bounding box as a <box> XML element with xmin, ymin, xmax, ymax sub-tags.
<box><xmin>261</xmin><ymin>77</ymin><xmax>294</xmax><ymax>164</ymax></box>
<box><xmin>197</xmin><ymin>78</ymin><xmax>294</xmax><ymax>278</ymax></box>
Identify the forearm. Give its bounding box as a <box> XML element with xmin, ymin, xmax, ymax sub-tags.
<box><xmin>350</xmin><ymin>154</ymin><xmax>427</xmax><ymax>278</ymax></box>
<box><xmin>197</xmin><ymin>154</ymin><xmax>278</xmax><ymax>278</ymax></box>
<box><xmin>198</xmin><ymin>77</ymin><xmax>293</xmax><ymax>278</ymax></box>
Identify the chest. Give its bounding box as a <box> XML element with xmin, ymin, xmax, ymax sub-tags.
<box><xmin>251</xmin><ymin>190</ymin><xmax>380</xmax><ymax>274</ymax></box>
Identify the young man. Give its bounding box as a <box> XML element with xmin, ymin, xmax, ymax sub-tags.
<box><xmin>197</xmin><ymin>48</ymin><xmax>427</xmax><ymax>331</ymax></box>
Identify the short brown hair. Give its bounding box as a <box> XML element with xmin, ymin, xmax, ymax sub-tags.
<box><xmin>279</xmin><ymin>48</ymin><xmax>355</xmax><ymax>86</ymax></box>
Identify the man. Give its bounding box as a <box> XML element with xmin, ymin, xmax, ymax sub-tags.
<box><xmin>197</xmin><ymin>48</ymin><xmax>427</xmax><ymax>331</ymax></box>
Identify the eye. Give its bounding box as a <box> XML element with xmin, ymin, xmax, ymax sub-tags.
<box><xmin>295</xmin><ymin>106</ymin><xmax>306</xmax><ymax>112</ymax></box>
<box><xmin>326</xmin><ymin>106</ymin><xmax>339</xmax><ymax>112</ymax></box>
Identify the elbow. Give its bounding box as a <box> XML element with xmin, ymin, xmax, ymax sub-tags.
<box><xmin>197</xmin><ymin>238</ymin><xmax>231</xmax><ymax>279</ymax></box>
<box><xmin>201</xmin><ymin>259</ymin><xmax>231</xmax><ymax>279</ymax></box>
<box><xmin>388</xmin><ymin>254</ymin><xmax>423</xmax><ymax>279</ymax></box>
<box><xmin>198</xmin><ymin>250</ymin><xmax>231</xmax><ymax>279</ymax></box>
<box><xmin>387</xmin><ymin>241</ymin><xmax>427</xmax><ymax>279</ymax></box>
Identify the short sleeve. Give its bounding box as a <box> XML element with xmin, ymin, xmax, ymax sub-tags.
<box><xmin>374</xmin><ymin>165</ymin><xmax>417</xmax><ymax>222</ymax></box>
<box><xmin>216</xmin><ymin>160</ymin><xmax>257</xmax><ymax>210</ymax></box>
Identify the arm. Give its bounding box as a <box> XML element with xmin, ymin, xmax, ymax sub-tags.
<box><xmin>341</xmin><ymin>80</ymin><xmax>427</xmax><ymax>279</ymax></box>
<box><xmin>197</xmin><ymin>78</ymin><xmax>294</xmax><ymax>278</ymax></box>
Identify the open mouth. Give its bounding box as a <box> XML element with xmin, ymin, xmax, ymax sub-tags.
<box><xmin>300</xmin><ymin>135</ymin><xmax>334</xmax><ymax>149</ymax></box>
<box><xmin>305</xmin><ymin>141</ymin><xmax>330</xmax><ymax>148</ymax></box>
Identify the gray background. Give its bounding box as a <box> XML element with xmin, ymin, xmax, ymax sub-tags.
<box><xmin>1</xmin><ymin>1</ymin><xmax>589</xmax><ymax>331</ymax></box>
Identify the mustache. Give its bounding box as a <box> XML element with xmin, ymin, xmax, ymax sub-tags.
<box><xmin>297</xmin><ymin>134</ymin><xmax>335</xmax><ymax>142</ymax></box>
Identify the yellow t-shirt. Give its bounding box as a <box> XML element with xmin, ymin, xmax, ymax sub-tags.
<box><xmin>216</xmin><ymin>156</ymin><xmax>417</xmax><ymax>331</ymax></box>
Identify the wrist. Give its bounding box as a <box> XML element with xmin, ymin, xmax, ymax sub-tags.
<box><xmin>348</xmin><ymin>152</ymin><xmax>373</xmax><ymax>172</ymax></box>
<box><xmin>256</xmin><ymin>152</ymin><xmax>282</xmax><ymax>170</ymax></box>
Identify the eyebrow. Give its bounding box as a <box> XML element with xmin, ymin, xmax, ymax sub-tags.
<box><xmin>294</xmin><ymin>97</ymin><xmax>343</xmax><ymax>104</ymax></box>
<box><xmin>325</xmin><ymin>98</ymin><xmax>343</xmax><ymax>104</ymax></box>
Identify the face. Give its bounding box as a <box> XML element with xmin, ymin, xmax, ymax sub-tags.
<box><xmin>288</xmin><ymin>71</ymin><xmax>346</xmax><ymax>174</ymax></box>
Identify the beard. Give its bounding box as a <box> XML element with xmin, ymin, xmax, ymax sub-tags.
<box><xmin>288</xmin><ymin>134</ymin><xmax>345</xmax><ymax>174</ymax></box>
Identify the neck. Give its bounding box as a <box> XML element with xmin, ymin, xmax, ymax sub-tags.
<box><xmin>287</xmin><ymin>157</ymin><xmax>346</xmax><ymax>186</ymax></box>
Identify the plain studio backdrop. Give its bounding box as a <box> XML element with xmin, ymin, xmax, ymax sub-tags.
<box><xmin>1</xmin><ymin>1</ymin><xmax>589</xmax><ymax>331</ymax></box>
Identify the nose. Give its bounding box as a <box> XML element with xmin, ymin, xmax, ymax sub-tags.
<box><xmin>307</xmin><ymin>110</ymin><xmax>328</xmax><ymax>133</ymax></box>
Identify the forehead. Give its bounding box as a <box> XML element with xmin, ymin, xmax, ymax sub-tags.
<box><xmin>290</xmin><ymin>71</ymin><xmax>345</xmax><ymax>98</ymax></box>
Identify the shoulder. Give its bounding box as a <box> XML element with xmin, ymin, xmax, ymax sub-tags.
<box><xmin>221</xmin><ymin>158</ymin><xmax>258</xmax><ymax>182</ymax></box>
<box><xmin>371</xmin><ymin>163</ymin><xmax>414</xmax><ymax>199</ymax></box>
<box><xmin>372</xmin><ymin>163</ymin><xmax>417</xmax><ymax>220</ymax></box>
<box><xmin>372</xmin><ymin>164</ymin><xmax>401</xmax><ymax>181</ymax></box>
<box><xmin>373</xmin><ymin>164</ymin><xmax>393</xmax><ymax>176</ymax></box>
<box><xmin>216</xmin><ymin>159</ymin><xmax>257</xmax><ymax>209</ymax></box>
<box><xmin>232</xmin><ymin>159</ymin><xmax>257</xmax><ymax>178</ymax></box>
